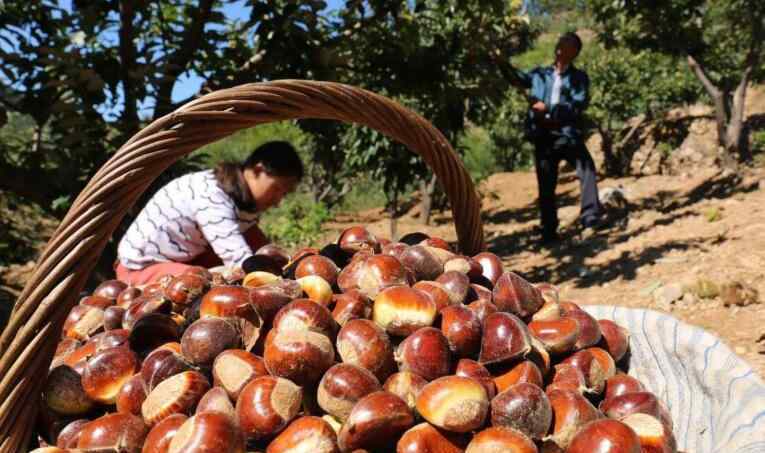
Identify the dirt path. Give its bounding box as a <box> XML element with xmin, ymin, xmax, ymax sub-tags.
<box><xmin>327</xmin><ymin>166</ymin><xmax>765</xmax><ymax>377</ymax></box>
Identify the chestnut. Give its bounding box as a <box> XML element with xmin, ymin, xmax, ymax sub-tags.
<box><xmin>181</xmin><ymin>317</ymin><xmax>241</xmax><ymax>367</ymax></box>
<box><xmin>491</xmin><ymin>383</ymin><xmax>551</xmax><ymax>439</ymax></box>
<box><xmin>336</xmin><ymin>319</ymin><xmax>396</xmax><ymax>382</ymax></box>
<box><xmin>337</xmin><ymin>391</ymin><xmax>414</xmax><ymax>452</ymax></box>
<box><xmin>416</xmin><ymin>376</ymin><xmax>489</xmax><ymax>432</ymax></box>
<box><xmin>622</xmin><ymin>413</ymin><xmax>678</xmax><ymax>453</ymax></box>
<box><xmin>164</xmin><ymin>274</ymin><xmax>209</xmax><ymax>307</ymax></box>
<box><xmin>295</xmin><ymin>255</ymin><xmax>341</xmax><ymax>287</ymax></box>
<box><xmin>467</xmin><ymin>283</ymin><xmax>493</xmax><ymax>304</ymax></box>
<box><xmin>548</xmin><ymin>363</ymin><xmax>587</xmax><ymax>394</ymax></box>
<box><xmin>213</xmin><ymin>349</ymin><xmax>269</xmax><ymax>401</ymax></box>
<box><xmin>412</xmin><ymin>281</ymin><xmax>454</xmax><ymax>312</ymax></box>
<box><xmin>117</xmin><ymin>373</ymin><xmax>149</xmax><ymax>416</ymax></box>
<box><xmin>141</xmin><ymin>346</ymin><xmax>194</xmax><ymax>391</ymax></box>
<box><xmin>440</xmin><ymin>305</ymin><xmax>482</xmax><ymax>358</ymax></box>
<box><xmin>94</xmin><ymin>279</ymin><xmax>129</xmax><ymax>300</ymax></box>
<box><xmin>478</xmin><ymin>312</ymin><xmax>532</xmax><ymax>365</ymax></box>
<box><xmin>466</xmin><ymin>426</ymin><xmax>537</xmax><ymax>453</ymax></box>
<box><xmin>373</xmin><ymin>286</ymin><xmax>437</xmax><ymax>337</ymax></box>
<box><xmin>142</xmin><ymin>370</ymin><xmax>210</xmax><ymax>426</ymax></box>
<box><xmin>395</xmin><ymin>327</ymin><xmax>452</xmax><ymax>382</ymax></box>
<box><xmin>444</xmin><ymin>255</ymin><xmax>484</xmax><ymax>281</ymax></box>
<box><xmin>264</xmin><ymin>328</ymin><xmax>335</xmax><ymax>386</ymax></box>
<box><xmin>399</xmin><ymin>231</ymin><xmax>430</xmax><ymax>246</ymax></box>
<box><xmin>603</xmin><ymin>373</ymin><xmax>646</xmax><ymax>403</ymax></box>
<box><xmin>597</xmin><ymin>319</ymin><xmax>630</xmax><ymax>362</ymax></box>
<box><xmin>297</xmin><ymin>275</ymin><xmax>334</xmax><ymax>306</ymax></box>
<box><xmin>273</xmin><ymin>299</ymin><xmax>337</xmax><ymax>338</ymax></box>
<box><xmin>338</xmin><ymin>226</ymin><xmax>379</xmax><ymax>254</ymax></box>
<box><xmin>561</xmin><ymin>348</ymin><xmax>615</xmax><ymax>394</ymax></box>
<box><xmin>534</xmin><ymin>282</ymin><xmax>560</xmax><ymax>303</ymax></box>
<box><xmin>43</xmin><ymin>365</ymin><xmax>95</xmax><ymax>416</ymax></box>
<box><xmin>566</xmin><ymin>419</ymin><xmax>641</xmax><ymax>453</ymax></box>
<box><xmin>318</xmin><ymin>363</ymin><xmax>381</xmax><ymax>422</ymax></box>
<box><xmin>355</xmin><ymin>254</ymin><xmax>410</xmax><ymax>298</ymax></box>
<box><xmin>199</xmin><ymin>285</ymin><xmax>260</xmax><ymax>320</ymax></box>
<box><xmin>400</xmin><ymin>245</ymin><xmax>443</xmax><ymax>281</ymax></box>
<box><xmin>29</xmin><ymin>447</ymin><xmax>69</xmax><ymax>453</ymax></box>
<box><xmin>600</xmin><ymin>391</ymin><xmax>673</xmax><ymax>431</ymax></box>
<box><xmin>455</xmin><ymin>359</ymin><xmax>497</xmax><ymax>400</ymax></box>
<box><xmin>56</xmin><ymin>419</ymin><xmax>90</xmax><ymax>449</ymax></box>
<box><xmin>142</xmin><ymin>413</ymin><xmax>188</xmax><ymax>453</ymax></box>
<box><xmin>117</xmin><ymin>286</ymin><xmax>143</xmax><ymax>309</ymax></box>
<box><xmin>467</xmin><ymin>300</ymin><xmax>498</xmax><ymax>324</ymax></box>
<box><xmin>82</xmin><ymin>346</ymin><xmax>140</xmax><ymax>404</ymax></box>
<box><xmin>81</xmin><ymin>295</ymin><xmax>115</xmax><ymax>309</ymax></box>
<box><xmin>396</xmin><ymin>423</ymin><xmax>469</xmax><ymax>453</ymax></box>
<box><xmin>62</xmin><ymin>304</ymin><xmax>104</xmax><ymax>341</ymax></box>
<box><xmin>256</xmin><ymin>244</ymin><xmax>291</xmax><ymax>268</ymax></box>
<box><xmin>492</xmin><ymin>272</ymin><xmax>545</xmax><ymax>318</ymax></box>
<box><xmin>493</xmin><ymin>361</ymin><xmax>544</xmax><ymax>393</ymax></box>
<box><xmin>243</xmin><ymin>254</ymin><xmax>285</xmax><ymax>275</ymax></box>
<box><xmin>267</xmin><ymin>416</ymin><xmax>340</xmax><ymax>453</ymax></box>
<box><xmin>332</xmin><ymin>291</ymin><xmax>373</xmax><ymax>326</ymax></box>
<box><xmin>103</xmin><ymin>305</ymin><xmax>127</xmax><ymax>330</ymax></box>
<box><xmin>236</xmin><ymin>376</ymin><xmax>303</xmax><ymax>442</ymax></box>
<box><xmin>528</xmin><ymin>317</ymin><xmax>580</xmax><ymax>355</ymax></box>
<box><xmin>421</xmin><ymin>236</ymin><xmax>451</xmax><ymax>251</ymax></box>
<box><xmin>435</xmin><ymin>271</ymin><xmax>470</xmax><ymax>305</ymax></box>
<box><xmin>243</xmin><ymin>271</ymin><xmax>281</xmax><ymax>288</ymax></box>
<box><xmin>527</xmin><ymin>335</ymin><xmax>552</xmax><ymax>376</ymax></box>
<box><xmin>546</xmin><ymin>388</ymin><xmax>602</xmax><ymax>449</ymax></box>
<box><xmin>531</xmin><ymin>300</ymin><xmax>562</xmax><ymax>322</ymax></box>
<box><xmin>123</xmin><ymin>295</ymin><xmax>173</xmax><ymax>330</ymax></box>
<box><xmin>196</xmin><ymin>386</ymin><xmax>236</xmax><ymax>421</ymax></box>
<box><xmin>382</xmin><ymin>371</ymin><xmax>428</xmax><ymax>412</ymax></box>
<box><xmin>168</xmin><ymin>412</ymin><xmax>245</xmax><ymax>453</ymax></box>
<box><xmin>472</xmin><ymin>252</ymin><xmax>504</xmax><ymax>286</ymax></box>
<box><xmin>77</xmin><ymin>413</ymin><xmax>148</xmax><ymax>452</ymax></box>
<box><xmin>129</xmin><ymin>313</ymin><xmax>182</xmax><ymax>356</ymax></box>
<box><xmin>561</xmin><ymin>306</ymin><xmax>602</xmax><ymax>350</ymax></box>
<box><xmin>250</xmin><ymin>285</ymin><xmax>294</xmax><ymax>324</ymax></box>
<box><xmin>51</xmin><ymin>338</ymin><xmax>81</xmax><ymax>369</ymax></box>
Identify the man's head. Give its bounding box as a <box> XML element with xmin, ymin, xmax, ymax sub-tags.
<box><xmin>555</xmin><ymin>32</ymin><xmax>582</xmax><ymax>66</ymax></box>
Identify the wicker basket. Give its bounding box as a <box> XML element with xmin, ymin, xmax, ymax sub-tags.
<box><xmin>0</xmin><ymin>80</ymin><xmax>485</xmax><ymax>452</ymax></box>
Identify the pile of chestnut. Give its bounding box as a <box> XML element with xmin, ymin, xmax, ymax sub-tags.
<box><xmin>36</xmin><ymin>226</ymin><xmax>677</xmax><ymax>453</ymax></box>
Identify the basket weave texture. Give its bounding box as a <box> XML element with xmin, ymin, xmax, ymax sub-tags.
<box><xmin>0</xmin><ymin>80</ymin><xmax>484</xmax><ymax>452</ymax></box>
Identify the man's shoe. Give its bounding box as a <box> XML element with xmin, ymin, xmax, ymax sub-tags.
<box><xmin>581</xmin><ymin>215</ymin><xmax>608</xmax><ymax>231</ymax></box>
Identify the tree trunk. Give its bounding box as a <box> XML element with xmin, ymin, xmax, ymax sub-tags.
<box><xmin>725</xmin><ymin>63</ymin><xmax>754</xmax><ymax>161</ymax></box>
<box><xmin>419</xmin><ymin>174</ymin><xmax>437</xmax><ymax>226</ymax></box>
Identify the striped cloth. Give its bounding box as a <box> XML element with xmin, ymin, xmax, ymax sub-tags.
<box><xmin>584</xmin><ymin>305</ymin><xmax>765</xmax><ymax>452</ymax></box>
<box><xmin>118</xmin><ymin>170</ymin><xmax>260</xmax><ymax>269</ymax></box>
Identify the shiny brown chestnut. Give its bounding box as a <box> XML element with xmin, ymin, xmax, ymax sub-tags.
<box><xmin>212</xmin><ymin>349</ymin><xmax>268</xmax><ymax>401</ymax></box>
<box><xmin>493</xmin><ymin>360</ymin><xmax>544</xmax><ymax>393</ymax></box>
<box><xmin>142</xmin><ymin>413</ymin><xmax>187</xmax><ymax>453</ymax></box>
<box><xmin>373</xmin><ymin>286</ymin><xmax>437</xmax><ymax>337</ymax></box>
<box><xmin>472</xmin><ymin>252</ymin><xmax>504</xmax><ymax>286</ymax></box>
<box><xmin>492</xmin><ymin>272</ymin><xmax>545</xmax><ymax>318</ymax></box>
<box><xmin>267</xmin><ymin>416</ymin><xmax>340</xmax><ymax>453</ymax></box>
<box><xmin>337</xmin><ymin>391</ymin><xmax>414</xmax><ymax>452</ymax></box>
<box><xmin>382</xmin><ymin>371</ymin><xmax>428</xmax><ymax>412</ymax></box>
<box><xmin>561</xmin><ymin>306</ymin><xmax>602</xmax><ymax>350</ymax></box>
<box><xmin>355</xmin><ymin>254</ymin><xmax>410</xmax><ymax>298</ymax></box>
<box><xmin>129</xmin><ymin>313</ymin><xmax>182</xmax><ymax>357</ymax></box>
<box><xmin>77</xmin><ymin>413</ymin><xmax>148</xmax><ymax>452</ymax></box>
<box><xmin>400</xmin><ymin>245</ymin><xmax>443</xmax><ymax>281</ymax></box>
<box><xmin>465</xmin><ymin>426</ymin><xmax>537</xmax><ymax>453</ymax></box>
<box><xmin>603</xmin><ymin>373</ymin><xmax>646</xmax><ymax>403</ymax></box>
<box><xmin>440</xmin><ymin>305</ymin><xmax>482</xmax><ymax>358</ymax></box>
<box><xmin>62</xmin><ymin>304</ymin><xmax>104</xmax><ymax>341</ymax></box>
<box><xmin>295</xmin><ymin>254</ymin><xmax>341</xmax><ymax>287</ymax></box>
<box><xmin>318</xmin><ymin>363</ymin><xmax>381</xmax><ymax>422</ymax></box>
<box><xmin>396</xmin><ymin>423</ymin><xmax>469</xmax><ymax>453</ymax></box>
<box><xmin>478</xmin><ymin>312</ymin><xmax>532</xmax><ymax>365</ymax></box>
<box><xmin>332</xmin><ymin>291</ymin><xmax>373</xmax><ymax>326</ymax></box>
<box><xmin>141</xmin><ymin>345</ymin><xmax>193</xmax><ymax>392</ymax></box>
<box><xmin>566</xmin><ymin>419</ymin><xmax>641</xmax><ymax>453</ymax></box>
<box><xmin>142</xmin><ymin>370</ymin><xmax>210</xmax><ymax>426</ymax></box>
<box><xmin>491</xmin><ymin>382</ymin><xmax>552</xmax><ymax>440</ymax></box>
<box><xmin>56</xmin><ymin>419</ymin><xmax>90</xmax><ymax>449</ymax></box>
<box><xmin>531</xmin><ymin>300</ymin><xmax>562</xmax><ymax>322</ymax></box>
<box><xmin>548</xmin><ymin>363</ymin><xmax>587</xmax><ymax>394</ymax></box>
<box><xmin>117</xmin><ymin>286</ymin><xmax>143</xmax><ymax>309</ymax></box>
<box><xmin>94</xmin><ymin>279</ymin><xmax>129</xmax><ymax>300</ymax></box>
<box><xmin>527</xmin><ymin>335</ymin><xmax>552</xmax><ymax>377</ymax></box>
<box><xmin>264</xmin><ymin>328</ymin><xmax>335</xmax><ymax>386</ymax></box>
<box><xmin>395</xmin><ymin>327</ymin><xmax>452</xmax><ymax>382</ymax></box>
<box><xmin>528</xmin><ymin>317</ymin><xmax>580</xmax><ymax>355</ymax></box>
<box><xmin>467</xmin><ymin>283</ymin><xmax>494</xmax><ymax>304</ymax></box>
<box><xmin>196</xmin><ymin>386</ymin><xmax>236</xmax><ymax>421</ymax></box>
<box><xmin>297</xmin><ymin>275</ymin><xmax>334</xmax><ymax>307</ymax></box>
<box><xmin>273</xmin><ymin>298</ymin><xmax>337</xmax><ymax>338</ymax></box>
<box><xmin>467</xmin><ymin>300</ymin><xmax>498</xmax><ymax>324</ymax></box>
<box><xmin>43</xmin><ymin>365</ymin><xmax>95</xmax><ymax>416</ymax></box>
<box><xmin>250</xmin><ymin>284</ymin><xmax>294</xmax><ymax>324</ymax></box>
<box><xmin>546</xmin><ymin>388</ymin><xmax>602</xmax><ymax>449</ymax></box>
<box><xmin>236</xmin><ymin>375</ymin><xmax>303</xmax><ymax>442</ymax></box>
<box><xmin>560</xmin><ymin>349</ymin><xmax>606</xmax><ymax>394</ymax></box>
<box><xmin>164</xmin><ymin>274</ymin><xmax>209</xmax><ymax>307</ymax></box>
<box><xmin>416</xmin><ymin>376</ymin><xmax>489</xmax><ymax>432</ymax></box>
<box><xmin>601</xmin><ymin>391</ymin><xmax>673</xmax><ymax>431</ymax></box>
<box><xmin>81</xmin><ymin>295</ymin><xmax>115</xmax><ymax>309</ymax></box>
<box><xmin>336</xmin><ymin>319</ymin><xmax>396</xmax><ymax>382</ymax></box>
<box><xmin>622</xmin><ymin>413</ymin><xmax>678</xmax><ymax>453</ymax></box>
<box><xmin>103</xmin><ymin>305</ymin><xmax>126</xmax><ymax>331</ymax></box>
<box><xmin>117</xmin><ymin>373</ymin><xmax>149</xmax><ymax>416</ymax></box>
<box><xmin>435</xmin><ymin>271</ymin><xmax>470</xmax><ymax>305</ymax></box>
<box><xmin>597</xmin><ymin>319</ymin><xmax>630</xmax><ymax>362</ymax></box>
<box><xmin>455</xmin><ymin>359</ymin><xmax>497</xmax><ymax>400</ymax></box>
<box><xmin>256</xmin><ymin>243</ymin><xmax>291</xmax><ymax>268</ymax></box>
<box><xmin>338</xmin><ymin>226</ymin><xmax>379</xmax><ymax>254</ymax></box>
<box><xmin>180</xmin><ymin>317</ymin><xmax>241</xmax><ymax>367</ymax></box>
<box><xmin>444</xmin><ymin>255</ymin><xmax>484</xmax><ymax>281</ymax></box>
<box><xmin>168</xmin><ymin>412</ymin><xmax>245</xmax><ymax>453</ymax></box>
<box><xmin>412</xmin><ymin>281</ymin><xmax>454</xmax><ymax>312</ymax></box>
<box><xmin>123</xmin><ymin>295</ymin><xmax>173</xmax><ymax>330</ymax></box>
<box><xmin>82</xmin><ymin>346</ymin><xmax>140</xmax><ymax>404</ymax></box>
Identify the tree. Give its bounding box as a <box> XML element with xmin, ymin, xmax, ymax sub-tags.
<box><xmin>590</xmin><ymin>0</ymin><xmax>765</xmax><ymax>164</ymax></box>
<box><xmin>583</xmin><ymin>46</ymin><xmax>701</xmax><ymax>176</ymax></box>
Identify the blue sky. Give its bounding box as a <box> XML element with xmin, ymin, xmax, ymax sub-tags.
<box><xmin>173</xmin><ymin>0</ymin><xmax>346</xmax><ymax>104</ymax></box>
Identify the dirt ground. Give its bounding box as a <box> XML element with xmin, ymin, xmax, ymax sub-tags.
<box><xmin>326</xmin><ymin>165</ymin><xmax>765</xmax><ymax>378</ymax></box>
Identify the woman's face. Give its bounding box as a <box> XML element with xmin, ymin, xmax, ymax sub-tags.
<box><xmin>244</xmin><ymin>165</ymin><xmax>299</xmax><ymax>211</ymax></box>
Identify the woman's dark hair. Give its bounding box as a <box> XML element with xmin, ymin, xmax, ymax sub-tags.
<box><xmin>559</xmin><ymin>32</ymin><xmax>583</xmax><ymax>57</ymax></box>
<box><xmin>214</xmin><ymin>141</ymin><xmax>304</xmax><ymax>211</ymax></box>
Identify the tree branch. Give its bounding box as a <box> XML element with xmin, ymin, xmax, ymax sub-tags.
<box><xmin>118</xmin><ymin>1</ymin><xmax>139</xmax><ymax>133</ymax></box>
<box><xmin>153</xmin><ymin>0</ymin><xmax>215</xmax><ymax>118</ymax></box>
<box><xmin>686</xmin><ymin>54</ymin><xmax>720</xmax><ymax>99</ymax></box>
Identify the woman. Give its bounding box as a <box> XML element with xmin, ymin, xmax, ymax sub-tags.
<box><xmin>115</xmin><ymin>141</ymin><xmax>303</xmax><ymax>285</ymax></box>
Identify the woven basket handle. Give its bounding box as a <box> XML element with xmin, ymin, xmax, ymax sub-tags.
<box><xmin>0</xmin><ymin>80</ymin><xmax>484</xmax><ymax>451</ymax></box>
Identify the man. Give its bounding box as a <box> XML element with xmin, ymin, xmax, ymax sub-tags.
<box><xmin>497</xmin><ymin>32</ymin><xmax>603</xmax><ymax>245</ymax></box>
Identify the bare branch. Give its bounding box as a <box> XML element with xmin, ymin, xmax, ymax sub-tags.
<box><xmin>686</xmin><ymin>54</ymin><xmax>720</xmax><ymax>99</ymax></box>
